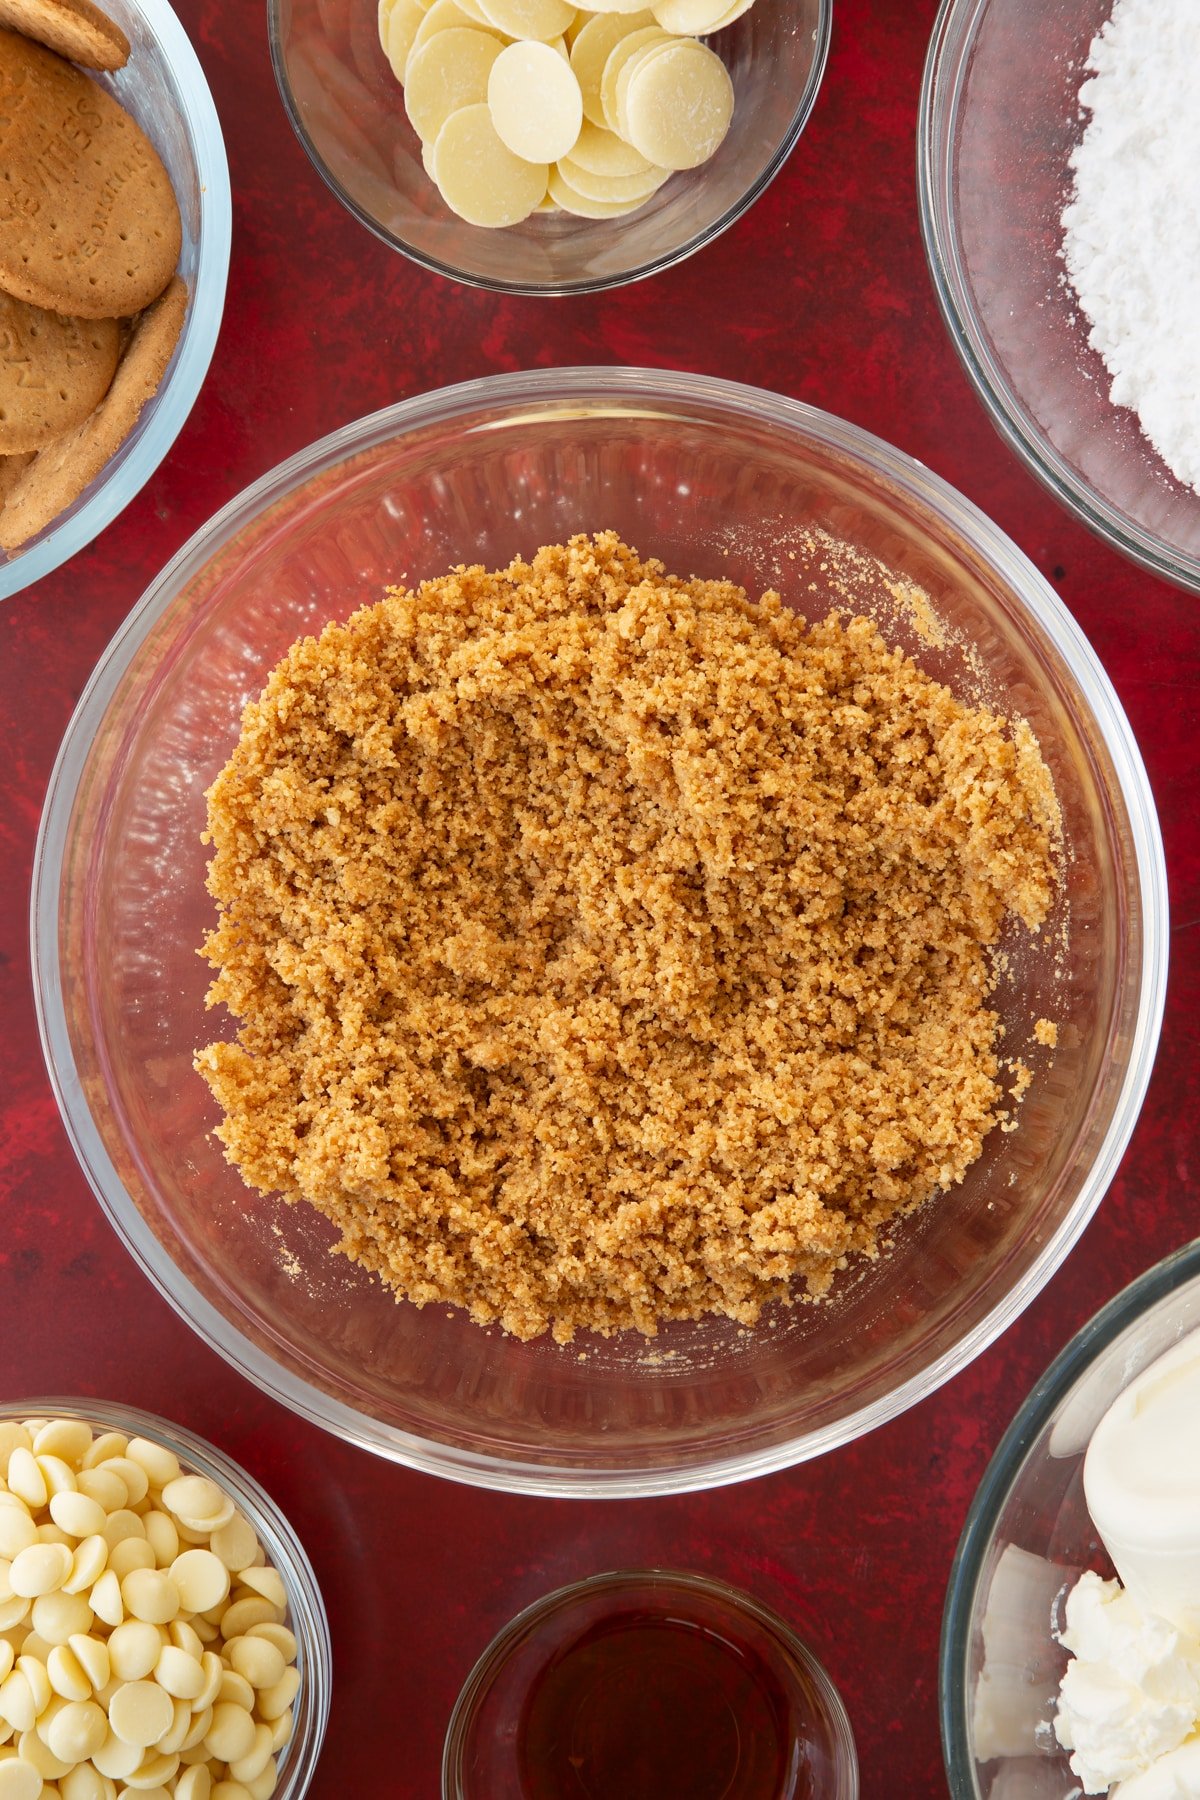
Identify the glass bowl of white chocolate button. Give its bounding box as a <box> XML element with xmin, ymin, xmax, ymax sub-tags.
<box><xmin>0</xmin><ymin>1403</ymin><xmax>330</xmax><ymax>1800</ymax></box>
<box><xmin>940</xmin><ymin>1236</ymin><xmax>1200</xmax><ymax>1800</ymax></box>
<box><xmin>267</xmin><ymin>0</ymin><xmax>832</xmax><ymax>293</ymax></box>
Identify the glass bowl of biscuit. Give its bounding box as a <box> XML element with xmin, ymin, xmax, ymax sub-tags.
<box><xmin>0</xmin><ymin>0</ymin><xmax>231</xmax><ymax>601</ymax></box>
<box><xmin>267</xmin><ymin>0</ymin><xmax>831</xmax><ymax>294</ymax></box>
<box><xmin>33</xmin><ymin>367</ymin><xmax>1166</xmax><ymax>1496</ymax></box>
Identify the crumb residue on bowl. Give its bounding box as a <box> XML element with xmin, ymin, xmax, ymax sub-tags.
<box><xmin>195</xmin><ymin>532</ymin><xmax>1061</xmax><ymax>1342</ymax></box>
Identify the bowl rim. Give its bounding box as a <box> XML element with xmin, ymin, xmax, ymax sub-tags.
<box><xmin>0</xmin><ymin>0</ymin><xmax>233</xmax><ymax>604</ymax></box>
<box><xmin>917</xmin><ymin>0</ymin><xmax>1200</xmax><ymax>596</ymax></box>
<box><xmin>0</xmin><ymin>1395</ymin><xmax>333</xmax><ymax>1800</ymax></box>
<box><xmin>31</xmin><ymin>364</ymin><xmax>1170</xmax><ymax>1497</ymax></box>
<box><xmin>264</xmin><ymin>0</ymin><xmax>833</xmax><ymax>297</ymax></box>
<box><xmin>938</xmin><ymin>1235</ymin><xmax>1200</xmax><ymax>1794</ymax></box>
<box><xmin>441</xmin><ymin>1566</ymin><xmax>860</xmax><ymax>1799</ymax></box>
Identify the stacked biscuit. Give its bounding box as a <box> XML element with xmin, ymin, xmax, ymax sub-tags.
<box><xmin>379</xmin><ymin>0</ymin><xmax>754</xmax><ymax>226</ymax></box>
<box><xmin>0</xmin><ymin>0</ymin><xmax>186</xmax><ymax>554</ymax></box>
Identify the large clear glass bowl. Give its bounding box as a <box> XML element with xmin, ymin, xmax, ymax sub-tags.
<box><xmin>32</xmin><ymin>367</ymin><xmax>1167</xmax><ymax>1497</ymax></box>
<box><xmin>919</xmin><ymin>0</ymin><xmax>1200</xmax><ymax>593</ymax></box>
<box><xmin>0</xmin><ymin>0</ymin><xmax>232</xmax><ymax>603</ymax></box>
<box><xmin>940</xmin><ymin>1238</ymin><xmax>1200</xmax><ymax>1798</ymax></box>
<box><xmin>267</xmin><ymin>0</ymin><xmax>831</xmax><ymax>295</ymax></box>
<box><xmin>0</xmin><ymin>1397</ymin><xmax>331</xmax><ymax>1800</ymax></box>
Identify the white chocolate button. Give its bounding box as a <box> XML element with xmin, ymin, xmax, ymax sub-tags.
<box><xmin>98</xmin><ymin>1461</ymin><xmax>148</xmax><ymax>1510</ymax></box>
<box><xmin>80</xmin><ymin>1435</ymin><xmax>126</xmax><ymax>1471</ymax></box>
<box><xmin>154</xmin><ymin>1647</ymin><xmax>205</xmax><ymax>1702</ymax></box>
<box><xmin>569</xmin><ymin>9</ymin><xmax>653</xmax><ymax>125</ymax></box>
<box><xmin>159</xmin><ymin>1481</ymin><xmax>223</xmax><ymax>1528</ymax></box>
<box><xmin>476</xmin><ymin>0</ymin><xmax>575</xmax><ymax>37</ymax></box>
<box><xmin>140</xmin><ymin>1515</ymin><xmax>178</xmax><ymax>1572</ymax></box>
<box><xmin>108</xmin><ymin>1680</ymin><xmax>173</xmax><ymax>1749</ymax></box>
<box><xmin>557</xmin><ymin>154</ymin><xmax>664</xmax><ymax>203</ymax></box>
<box><xmin>0</xmin><ymin>1759</ymin><xmax>43</xmax><ymax>1800</ymax></box>
<box><xmin>488</xmin><ymin>40</ymin><xmax>583</xmax><ymax>161</ymax></box>
<box><xmin>46</xmin><ymin>1699</ymin><xmax>107</xmax><ymax>1764</ymax></box>
<box><xmin>9</xmin><ymin>1546</ymin><xmax>72</xmax><ymax>1600</ymax></box>
<box><xmin>254</xmin><ymin>1667</ymin><xmax>300</xmax><ymax>1723</ymax></box>
<box><xmin>120</xmin><ymin>1571</ymin><xmax>178</xmax><ymax>1628</ymax></box>
<box><xmin>34</xmin><ymin>1458</ymin><xmax>77</xmax><ymax>1501</ymax></box>
<box><xmin>0</xmin><ymin>1670</ymin><xmax>37</xmax><ymax>1733</ymax></box>
<box><xmin>128</xmin><ymin>1749</ymin><xmax>179</xmax><ymax>1788</ymax></box>
<box><xmin>566</xmin><ymin>118</ymin><xmax>652</xmax><ymax>175</ymax></box>
<box><xmin>233</xmin><ymin>1569</ymin><xmax>286</xmax><ymax>1613</ymax></box>
<box><xmin>622</xmin><ymin>36</ymin><xmax>731</xmax><ymax>166</ymax></box>
<box><xmin>404</xmin><ymin>27</ymin><xmax>504</xmax><ymax>142</ymax></box>
<box><xmin>108</xmin><ymin>1541</ymin><xmax>155</xmax><ymax>1583</ymax></box>
<box><xmin>74</xmin><ymin>1472</ymin><xmax>126</xmax><ymax>1517</ymax></box>
<box><xmin>67</xmin><ymin>1634</ymin><xmax>109</xmax><ymax>1695</ymax></box>
<box><xmin>60</xmin><ymin>1761</ymin><xmax>107</xmax><ymax>1800</ymax></box>
<box><xmin>651</xmin><ymin>0</ymin><xmax>732</xmax><ymax>28</ymax></box>
<box><xmin>228</xmin><ymin>1722</ymin><xmax>273</xmax><ymax>1785</ymax></box>
<box><xmin>62</xmin><ymin>1538</ymin><xmax>107</xmax><ymax>1598</ymax></box>
<box><xmin>225</xmin><ymin>1638</ymin><xmax>284</xmax><ymax>1692</ymax></box>
<box><xmin>169</xmin><ymin>1553</ymin><xmax>228</xmax><ymax>1617</ymax></box>
<box><xmin>87</xmin><ymin>1572</ymin><xmax>122</xmax><ymax>1632</ymax></box>
<box><xmin>90</xmin><ymin>1728</ymin><xmax>143</xmax><ymax>1780</ymax></box>
<box><xmin>107</xmin><ymin>1623</ymin><xmax>162</xmax><ymax>1684</ymax></box>
<box><xmin>598</xmin><ymin>23</ymin><xmax>666</xmax><ymax>128</ymax></box>
<box><xmin>17</xmin><ymin>1729</ymin><xmax>72</xmax><ymax>1780</ymax></box>
<box><xmin>204</xmin><ymin>1704</ymin><xmax>256</xmax><ymax>1765</ymax></box>
<box><xmin>407</xmin><ymin>0</ymin><xmax>489</xmax><ymax>70</ymax></box>
<box><xmin>47</xmin><ymin>1495</ymin><xmax>106</xmax><ymax>1543</ymax></box>
<box><xmin>6</xmin><ymin>1454</ymin><xmax>47</xmax><ymax>1513</ymax></box>
<box><xmin>245</xmin><ymin>1625</ymin><xmax>296</xmax><ymax>1663</ymax></box>
<box><xmin>208</xmin><ymin>1519</ymin><xmax>256</xmax><ymax>1577</ymax></box>
<box><xmin>100</xmin><ymin>1513</ymin><xmax>144</xmax><ymax>1554</ymax></box>
<box><xmin>16</xmin><ymin>1661</ymin><xmax>49</xmax><ymax>1717</ymax></box>
<box><xmin>30</xmin><ymin>1591</ymin><xmax>93</xmax><ymax>1646</ymax></box>
<box><xmin>0</xmin><ymin>1515</ymin><xmax>37</xmax><ymax>1561</ymax></box>
<box><xmin>31</xmin><ymin>1424</ymin><xmax>93</xmax><ymax>1472</ymax></box>
<box><xmin>45</xmin><ymin>1646</ymin><xmax>90</xmax><ymax>1703</ymax></box>
<box><xmin>382</xmin><ymin>0</ymin><xmax>425</xmax><ymax>78</ymax></box>
<box><xmin>433</xmin><ymin>105</ymin><xmax>548</xmax><ymax>225</ymax></box>
<box><xmin>216</xmin><ymin>1671</ymin><xmax>254</xmax><ymax>1714</ymax></box>
<box><xmin>547</xmin><ymin>164</ymin><xmax>647</xmax><ymax>214</ymax></box>
<box><xmin>175</xmin><ymin>1768</ymin><xmax>212</xmax><ymax>1800</ymax></box>
<box><xmin>193</xmin><ymin>1655</ymin><xmax>224</xmax><ymax>1715</ymax></box>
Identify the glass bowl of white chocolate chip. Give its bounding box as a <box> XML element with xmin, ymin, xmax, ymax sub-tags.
<box><xmin>267</xmin><ymin>0</ymin><xmax>831</xmax><ymax>293</ymax></box>
<box><xmin>0</xmin><ymin>1402</ymin><xmax>330</xmax><ymax>1800</ymax></box>
<box><xmin>941</xmin><ymin>1237</ymin><xmax>1200</xmax><ymax>1800</ymax></box>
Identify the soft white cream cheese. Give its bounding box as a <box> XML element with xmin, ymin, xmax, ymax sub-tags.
<box><xmin>1084</xmin><ymin>1329</ymin><xmax>1200</xmax><ymax>1639</ymax></box>
<box><xmin>1055</xmin><ymin>1573</ymin><xmax>1200</xmax><ymax>1792</ymax></box>
<box><xmin>1114</xmin><ymin>1735</ymin><xmax>1200</xmax><ymax>1799</ymax></box>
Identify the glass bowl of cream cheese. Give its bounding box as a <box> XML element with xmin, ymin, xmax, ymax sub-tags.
<box><xmin>919</xmin><ymin>0</ymin><xmax>1200</xmax><ymax>594</ymax></box>
<box><xmin>941</xmin><ymin>1235</ymin><xmax>1200</xmax><ymax>1799</ymax></box>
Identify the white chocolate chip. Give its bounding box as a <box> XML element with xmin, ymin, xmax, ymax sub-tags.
<box><xmin>9</xmin><ymin>1547</ymin><xmax>72</xmax><ymax>1601</ymax></box>
<box><xmin>488</xmin><ymin>40</ymin><xmax>583</xmax><ymax>162</ymax></box>
<box><xmin>107</xmin><ymin>1680</ymin><xmax>173</xmax><ymax>1750</ymax></box>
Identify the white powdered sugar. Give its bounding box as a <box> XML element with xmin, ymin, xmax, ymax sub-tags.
<box><xmin>1061</xmin><ymin>0</ymin><xmax>1200</xmax><ymax>494</ymax></box>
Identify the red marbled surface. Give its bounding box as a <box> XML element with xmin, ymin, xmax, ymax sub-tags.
<box><xmin>2</xmin><ymin>2</ymin><xmax>1198</xmax><ymax>1795</ymax></box>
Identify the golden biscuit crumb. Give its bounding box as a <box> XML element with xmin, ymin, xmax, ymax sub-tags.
<box><xmin>1034</xmin><ymin>1017</ymin><xmax>1058</xmax><ymax>1048</ymax></box>
<box><xmin>196</xmin><ymin>534</ymin><xmax>1061</xmax><ymax>1343</ymax></box>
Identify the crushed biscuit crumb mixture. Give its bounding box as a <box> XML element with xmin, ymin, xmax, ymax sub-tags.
<box><xmin>196</xmin><ymin>534</ymin><xmax>1061</xmax><ymax>1342</ymax></box>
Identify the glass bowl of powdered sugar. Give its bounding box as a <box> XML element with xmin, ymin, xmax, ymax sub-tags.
<box><xmin>919</xmin><ymin>0</ymin><xmax>1200</xmax><ymax>594</ymax></box>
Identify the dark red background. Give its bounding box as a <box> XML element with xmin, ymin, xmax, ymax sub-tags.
<box><xmin>2</xmin><ymin>2</ymin><xmax>1197</xmax><ymax>1794</ymax></box>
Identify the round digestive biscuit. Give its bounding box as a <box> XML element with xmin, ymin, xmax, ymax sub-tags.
<box><xmin>433</xmin><ymin>103</ymin><xmax>547</xmax><ymax>225</ymax></box>
<box><xmin>488</xmin><ymin>40</ymin><xmax>582</xmax><ymax>162</ymax></box>
<box><xmin>404</xmin><ymin>27</ymin><xmax>504</xmax><ymax>142</ymax></box>
<box><xmin>0</xmin><ymin>0</ymin><xmax>128</xmax><ymax>69</ymax></box>
<box><xmin>568</xmin><ymin>8</ymin><xmax>652</xmax><ymax>125</ymax></box>
<box><xmin>0</xmin><ymin>292</ymin><xmax>119</xmax><ymax>452</ymax></box>
<box><xmin>0</xmin><ymin>30</ymin><xmax>181</xmax><ymax>319</ymax></box>
<box><xmin>0</xmin><ymin>274</ymin><xmax>186</xmax><ymax>552</ymax></box>
<box><xmin>623</xmin><ymin>35</ymin><xmax>732</xmax><ymax>167</ymax></box>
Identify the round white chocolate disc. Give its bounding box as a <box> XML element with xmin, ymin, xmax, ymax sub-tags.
<box><xmin>488</xmin><ymin>41</ymin><xmax>583</xmax><ymax>162</ymax></box>
<box><xmin>547</xmin><ymin>165</ymin><xmax>649</xmax><ymax>216</ymax></box>
<box><xmin>476</xmin><ymin>0</ymin><xmax>575</xmax><ymax>39</ymax></box>
<box><xmin>404</xmin><ymin>28</ymin><xmax>505</xmax><ymax>142</ymax></box>
<box><xmin>384</xmin><ymin>0</ymin><xmax>425</xmax><ymax>78</ymax></box>
<box><xmin>599</xmin><ymin>24</ymin><xmax>667</xmax><ymax>131</ymax></box>
<box><xmin>433</xmin><ymin>104</ymin><xmax>549</xmax><ymax>225</ymax></box>
<box><xmin>652</xmin><ymin>0</ymin><xmax>733</xmax><ymax>30</ymax></box>
<box><xmin>612</xmin><ymin>33</ymin><xmax>672</xmax><ymax>139</ymax></box>
<box><xmin>407</xmin><ymin>0</ymin><xmax>496</xmax><ymax>74</ymax></box>
<box><xmin>567</xmin><ymin>118</ymin><xmax>652</xmax><ymax>176</ymax></box>
<box><xmin>556</xmin><ymin>154</ymin><xmax>665</xmax><ymax>204</ymax></box>
<box><xmin>569</xmin><ymin>9</ymin><xmax>653</xmax><ymax>125</ymax></box>
<box><xmin>623</xmin><ymin>37</ymin><xmax>733</xmax><ymax>167</ymax></box>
